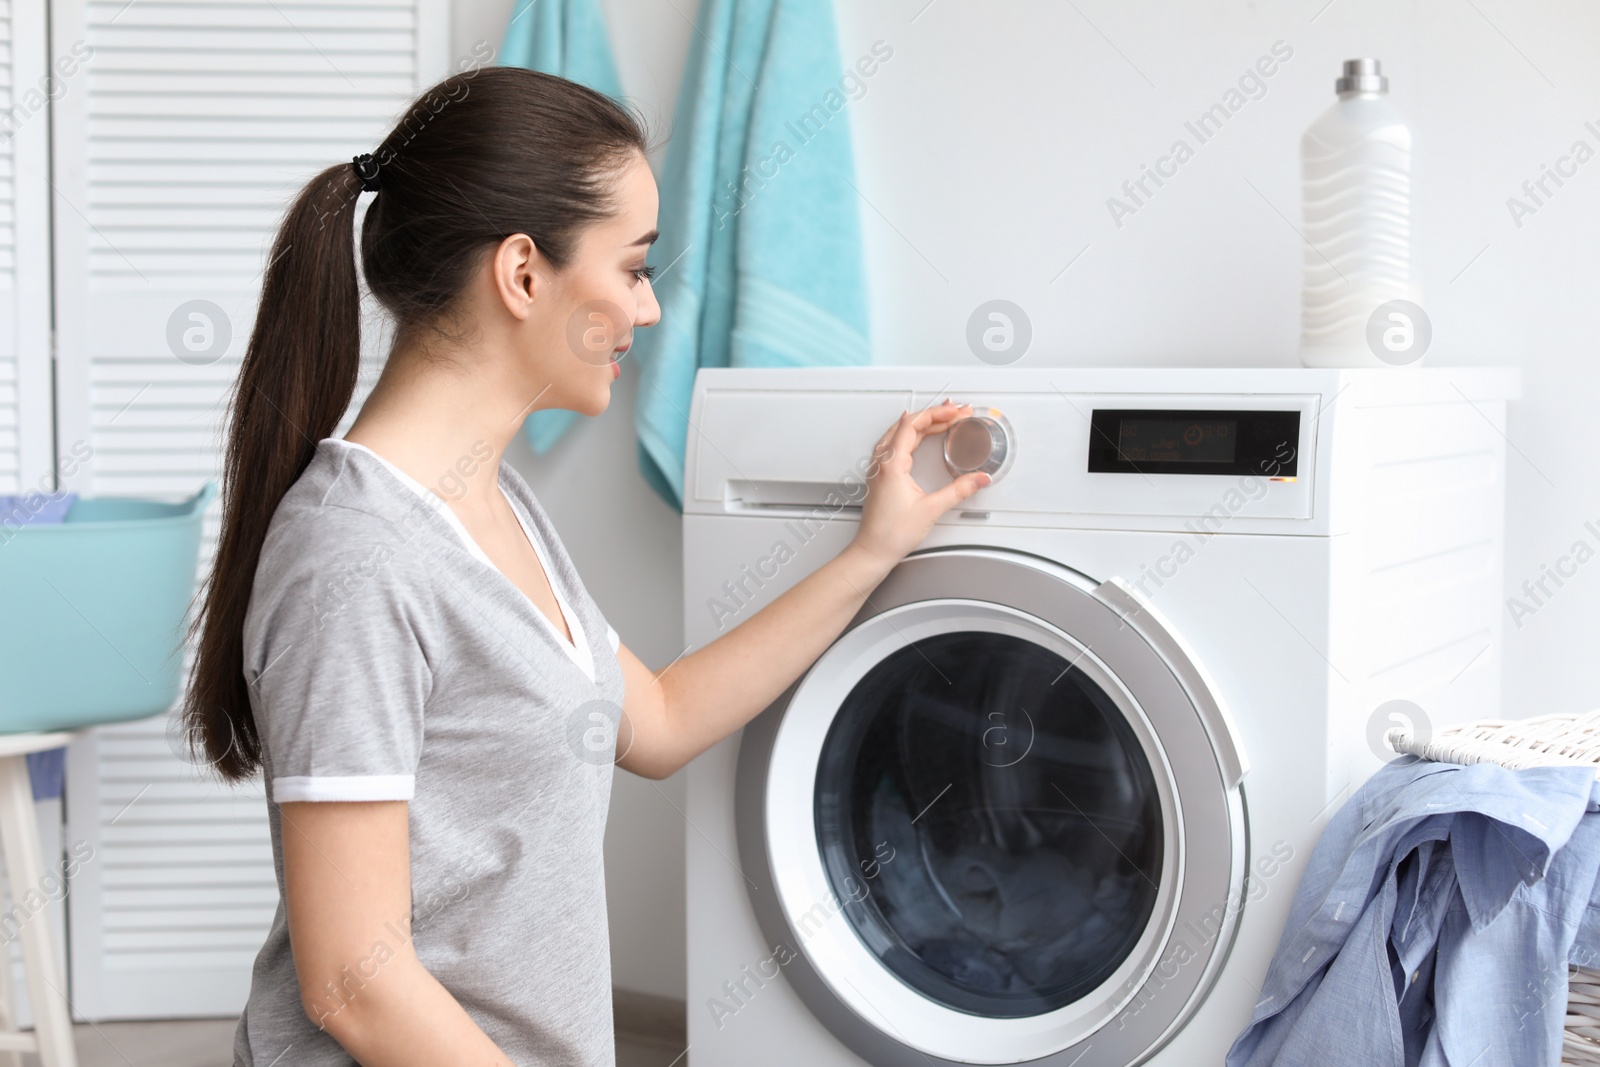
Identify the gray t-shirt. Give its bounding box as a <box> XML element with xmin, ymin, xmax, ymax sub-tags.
<box><xmin>233</xmin><ymin>438</ymin><xmax>626</xmax><ymax>1066</ymax></box>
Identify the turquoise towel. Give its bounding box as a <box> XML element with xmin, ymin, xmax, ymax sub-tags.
<box><xmin>500</xmin><ymin>0</ymin><xmax>626</xmax><ymax>455</ymax></box>
<box><xmin>632</xmin><ymin>0</ymin><xmax>871</xmax><ymax>508</ymax></box>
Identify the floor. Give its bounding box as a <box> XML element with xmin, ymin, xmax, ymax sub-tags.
<box><xmin>13</xmin><ymin>1019</ymin><xmax>689</xmax><ymax>1066</ymax></box>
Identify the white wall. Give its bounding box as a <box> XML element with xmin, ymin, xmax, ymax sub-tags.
<box><xmin>452</xmin><ymin>0</ymin><xmax>1600</xmax><ymax>1000</ymax></box>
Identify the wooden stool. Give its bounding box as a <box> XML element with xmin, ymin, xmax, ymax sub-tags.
<box><xmin>0</xmin><ymin>733</ymin><xmax>79</xmax><ymax>1067</ymax></box>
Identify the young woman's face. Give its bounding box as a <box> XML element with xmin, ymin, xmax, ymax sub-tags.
<box><xmin>532</xmin><ymin>151</ymin><xmax>661</xmax><ymax>417</ymax></box>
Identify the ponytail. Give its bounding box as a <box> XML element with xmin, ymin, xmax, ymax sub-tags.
<box><xmin>182</xmin><ymin>163</ymin><xmax>365</xmax><ymax>779</ymax></box>
<box><xmin>182</xmin><ymin>68</ymin><xmax>651</xmax><ymax>780</ymax></box>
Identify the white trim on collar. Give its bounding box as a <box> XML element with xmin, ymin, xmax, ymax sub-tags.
<box><xmin>324</xmin><ymin>438</ymin><xmax>599</xmax><ymax>682</ymax></box>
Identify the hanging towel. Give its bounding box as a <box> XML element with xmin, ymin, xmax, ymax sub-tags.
<box><xmin>500</xmin><ymin>0</ymin><xmax>626</xmax><ymax>456</ymax></box>
<box><xmin>632</xmin><ymin>0</ymin><xmax>871</xmax><ymax>508</ymax></box>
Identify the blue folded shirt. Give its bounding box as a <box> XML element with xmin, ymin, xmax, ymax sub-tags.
<box><xmin>0</xmin><ymin>491</ymin><xmax>76</xmax><ymax>528</ymax></box>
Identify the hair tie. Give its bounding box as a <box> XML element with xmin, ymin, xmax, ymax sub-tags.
<box><xmin>351</xmin><ymin>153</ymin><xmax>381</xmax><ymax>193</ymax></box>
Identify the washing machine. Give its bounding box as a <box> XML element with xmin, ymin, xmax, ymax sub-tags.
<box><xmin>681</xmin><ymin>367</ymin><xmax>1516</xmax><ymax>1066</ymax></box>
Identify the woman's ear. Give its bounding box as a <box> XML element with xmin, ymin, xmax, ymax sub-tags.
<box><xmin>490</xmin><ymin>233</ymin><xmax>543</xmax><ymax>321</ymax></box>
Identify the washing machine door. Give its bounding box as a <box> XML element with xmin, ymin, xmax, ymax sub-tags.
<box><xmin>736</xmin><ymin>547</ymin><xmax>1248</xmax><ymax>1067</ymax></box>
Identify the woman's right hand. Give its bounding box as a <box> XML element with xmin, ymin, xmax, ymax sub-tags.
<box><xmin>611</xmin><ymin>402</ymin><xmax>994</xmax><ymax>781</ymax></box>
<box><xmin>849</xmin><ymin>400</ymin><xmax>992</xmax><ymax>570</ymax></box>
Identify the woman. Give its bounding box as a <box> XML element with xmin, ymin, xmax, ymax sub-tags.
<box><xmin>185</xmin><ymin>67</ymin><xmax>989</xmax><ymax>1066</ymax></box>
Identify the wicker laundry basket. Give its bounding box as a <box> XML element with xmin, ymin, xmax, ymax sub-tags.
<box><xmin>1387</xmin><ymin>711</ymin><xmax>1600</xmax><ymax>1065</ymax></box>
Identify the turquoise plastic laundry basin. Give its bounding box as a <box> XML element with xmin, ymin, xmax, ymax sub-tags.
<box><xmin>0</xmin><ymin>483</ymin><xmax>214</xmax><ymax>733</ymax></box>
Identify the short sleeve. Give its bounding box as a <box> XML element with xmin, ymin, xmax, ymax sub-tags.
<box><xmin>244</xmin><ymin>512</ymin><xmax>433</xmax><ymax>803</ymax></box>
<box><xmin>607</xmin><ymin>624</ymin><xmax>620</xmax><ymax>653</ymax></box>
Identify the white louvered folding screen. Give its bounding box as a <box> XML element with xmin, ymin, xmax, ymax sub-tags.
<box><xmin>0</xmin><ymin>0</ymin><xmax>52</xmax><ymax>495</ymax></box>
<box><xmin>50</xmin><ymin>0</ymin><xmax>446</xmax><ymax>1018</ymax></box>
<box><xmin>0</xmin><ymin>0</ymin><xmax>68</xmax><ymax>1031</ymax></box>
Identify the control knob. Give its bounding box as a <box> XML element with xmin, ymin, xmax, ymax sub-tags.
<box><xmin>942</xmin><ymin>406</ymin><xmax>1014</xmax><ymax>484</ymax></box>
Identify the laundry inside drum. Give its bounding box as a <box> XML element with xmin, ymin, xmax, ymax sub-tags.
<box><xmin>813</xmin><ymin>631</ymin><xmax>1164</xmax><ymax>1017</ymax></box>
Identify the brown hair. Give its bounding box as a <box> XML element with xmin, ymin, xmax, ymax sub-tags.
<box><xmin>184</xmin><ymin>67</ymin><xmax>651</xmax><ymax>780</ymax></box>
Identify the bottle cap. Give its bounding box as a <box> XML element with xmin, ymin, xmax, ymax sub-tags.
<box><xmin>1336</xmin><ymin>58</ymin><xmax>1388</xmax><ymax>95</ymax></box>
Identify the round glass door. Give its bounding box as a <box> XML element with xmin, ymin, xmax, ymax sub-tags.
<box><xmin>738</xmin><ymin>549</ymin><xmax>1246</xmax><ymax>1066</ymax></box>
<box><xmin>814</xmin><ymin>631</ymin><xmax>1164</xmax><ymax>1018</ymax></box>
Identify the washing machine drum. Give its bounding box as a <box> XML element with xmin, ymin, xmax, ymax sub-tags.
<box><xmin>736</xmin><ymin>547</ymin><xmax>1248</xmax><ymax>1067</ymax></box>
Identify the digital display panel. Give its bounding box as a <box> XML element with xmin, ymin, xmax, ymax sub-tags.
<box><xmin>1087</xmin><ymin>409</ymin><xmax>1300</xmax><ymax>477</ymax></box>
<box><xmin>1115</xmin><ymin>417</ymin><xmax>1238</xmax><ymax>465</ymax></box>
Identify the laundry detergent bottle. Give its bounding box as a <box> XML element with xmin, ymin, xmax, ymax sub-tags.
<box><xmin>1298</xmin><ymin>58</ymin><xmax>1418</xmax><ymax>367</ymax></box>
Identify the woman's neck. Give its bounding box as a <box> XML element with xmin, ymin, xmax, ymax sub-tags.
<box><xmin>341</xmin><ymin>345</ymin><xmax>530</xmax><ymax>512</ymax></box>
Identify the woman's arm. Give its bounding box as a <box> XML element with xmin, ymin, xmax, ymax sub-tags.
<box><xmin>615</xmin><ymin>401</ymin><xmax>989</xmax><ymax>780</ymax></box>
<box><xmin>279</xmin><ymin>800</ymin><xmax>515</xmax><ymax>1065</ymax></box>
